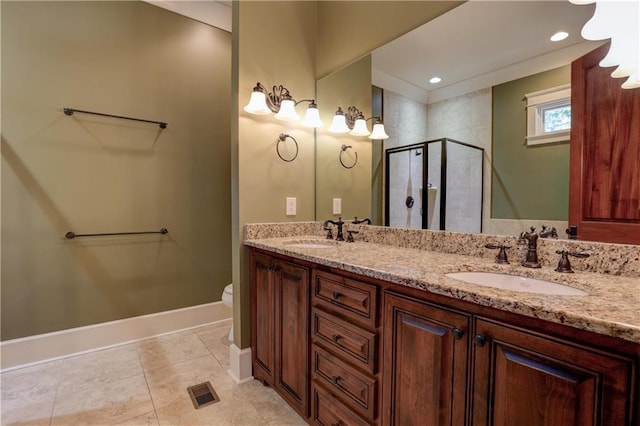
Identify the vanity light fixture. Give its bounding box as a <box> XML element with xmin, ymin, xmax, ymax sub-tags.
<box><xmin>569</xmin><ymin>0</ymin><xmax>640</xmax><ymax>89</ymax></box>
<box><xmin>243</xmin><ymin>82</ymin><xmax>324</xmax><ymax>127</ymax></box>
<box><xmin>550</xmin><ymin>31</ymin><xmax>569</xmax><ymax>42</ymax></box>
<box><xmin>329</xmin><ymin>106</ymin><xmax>390</xmax><ymax>139</ymax></box>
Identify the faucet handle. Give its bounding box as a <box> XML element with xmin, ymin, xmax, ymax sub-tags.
<box><xmin>346</xmin><ymin>230</ymin><xmax>359</xmax><ymax>243</ymax></box>
<box><xmin>555</xmin><ymin>250</ymin><xmax>590</xmax><ymax>273</ymax></box>
<box><xmin>485</xmin><ymin>243</ymin><xmax>510</xmax><ymax>264</ymax></box>
<box><xmin>323</xmin><ymin>225</ymin><xmax>333</xmax><ymax>240</ymax></box>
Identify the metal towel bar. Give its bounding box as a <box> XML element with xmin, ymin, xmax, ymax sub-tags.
<box><xmin>65</xmin><ymin>228</ymin><xmax>168</xmax><ymax>239</ymax></box>
<box><xmin>63</xmin><ymin>107</ymin><xmax>167</xmax><ymax>129</ymax></box>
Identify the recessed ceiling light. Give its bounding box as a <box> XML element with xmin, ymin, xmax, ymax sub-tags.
<box><xmin>550</xmin><ymin>31</ymin><xmax>569</xmax><ymax>42</ymax></box>
<box><xmin>429</xmin><ymin>77</ymin><xmax>442</xmax><ymax>84</ymax></box>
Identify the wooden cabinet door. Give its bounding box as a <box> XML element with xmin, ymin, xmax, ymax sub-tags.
<box><xmin>250</xmin><ymin>251</ymin><xmax>276</xmax><ymax>383</ymax></box>
<box><xmin>274</xmin><ymin>259</ymin><xmax>310</xmax><ymax>417</ymax></box>
<box><xmin>382</xmin><ymin>292</ymin><xmax>470</xmax><ymax>426</ymax></box>
<box><xmin>471</xmin><ymin>318</ymin><xmax>634</xmax><ymax>426</ymax></box>
<box><xmin>569</xmin><ymin>43</ymin><xmax>640</xmax><ymax>243</ymax></box>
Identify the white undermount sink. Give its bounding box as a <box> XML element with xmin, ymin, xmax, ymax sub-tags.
<box><xmin>445</xmin><ymin>272</ymin><xmax>588</xmax><ymax>296</ymax></box>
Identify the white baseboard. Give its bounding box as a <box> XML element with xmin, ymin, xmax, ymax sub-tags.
<box><xmin>1</xmin><ymin>301</ymin><xmax>232</xmax><ymax>372</ymax></box>
<box><xmin>228</xmin><ymin>344</ymin><xmax>253</xmax><ymax>384</ymax></box>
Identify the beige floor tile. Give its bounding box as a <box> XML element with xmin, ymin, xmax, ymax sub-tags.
<box><xmin>144</xmin><ymin>354</ymin><xmax>230</xmax><ymax>410</ymax></box>
<box><xmin>0</xmin><ymin>400</ymin><xmax>55</xmax><ymax>426</ymax></box>
<box><xmin>137</xmin><ymin>331</ymin><xmax>210</xmax><ymax>372</ymax></box>
<box><xmin>57</xmin><ymin>344</ymin><xmax>143</xmax><ymax>397</ymax></box>
<box><xmin>51</xmin><ymin>373</ymin><xmax>153</xmax><ymax>426</ymax></box>
<box><xmin>239</xmin><ymin>380</ymin><xmax>306</xmax><ymax>425</ymax></box>
<box><xmin>1</xmin><ymin>360</ymin><xmax>62</xmax><ymax>410</ymax></box>
<box><xmin>112</xmin><ymin>410</ymin><xmax>159</xmax><ymax>426</ymax></box>
<box><xmin>154</xmin><ymin>393</ymin><xmax>266</xmax><ymax>426</ymax></box>
<box><xmin>193</xmin><ymin>320</ymin><xmax>232</xmax><ymax>368</ymax></box>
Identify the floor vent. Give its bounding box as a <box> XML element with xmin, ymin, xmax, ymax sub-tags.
<box><xmin>187</xmin><ymin>382</ymin><xmax>220</xmax><ymax>409</ymax></box>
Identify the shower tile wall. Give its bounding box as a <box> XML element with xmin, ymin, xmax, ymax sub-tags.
<box><xmin>388</xmin><ymin>150</ymin><xmax>424</xmax><ymax>229</ymax></box>
<box><xmin>383</xmin><ymin>91</ymin><xmax>429</xmax><ymax>228</ymax></box>
<box><xmin>426</xmin><ymin>89</ymin><xmax>492</xmax><ymax>232</ymax></box>
<box><xmin>445</xmin><ymin>141</ymin><xmax>483</xmax><ymax>233</ymax></box>
<box><xmin>383</xmin><ymin>91</ymin><xmax>429</xmax><ymax>150</ymax></box>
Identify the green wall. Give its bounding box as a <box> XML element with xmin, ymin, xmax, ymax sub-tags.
<box><xmin>316</xmin><ymin>55</ymin><xmax>372</xmax><ymax>221</ymax></box>
<box><xmin>491</xmin><ymin>66</ymin><xmax>570</xmax><ymax>220</ymax></box>
<box><xmin>1</xmin><ymin>1</ymin><xmax>232</xmax><ymax>340</ymax></box>
<box><xmin>234</xmin><ymin>1</ymin><xmax>318</xmax><ymax>349</ymax></box>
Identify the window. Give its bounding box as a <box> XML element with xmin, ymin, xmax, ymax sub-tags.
<box><xmin>524</xmin><ymin>84</ymin><xmax>571</xmax><ymax>146</ymax></box>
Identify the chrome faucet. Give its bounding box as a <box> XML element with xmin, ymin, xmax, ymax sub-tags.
<box><xmin>323</xmin><ymin>217</ymin><xmax>345</xmax><ymax>241</ymax></box>
<box><xmin>518</xmin><ymin>226</ymin><xmax>541</xmax><ymax>268</ymax></box>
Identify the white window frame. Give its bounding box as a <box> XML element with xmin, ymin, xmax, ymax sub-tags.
<box><xmin>524</xmin><ymin>84</ymin><xmax>571</xmax><ymax>146</ymax></box>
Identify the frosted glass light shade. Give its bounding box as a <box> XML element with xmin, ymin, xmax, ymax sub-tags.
<box><xmin>369</xmin><ymin>123</ymin><xmax>389</xmax><ymax>140</ymax></box>
<box><xmin>274</xmin><ymin>99</ymin><xmax>299</xmax><ymax>121</ymax></box>
<box><xmin>328</xmin><ymin>113</ymin><xmax>350</xmax><ymax>133</ymax></box>
<box><xmin>349</xmin><ymin>118</ymin><xmax>371</xmax><ymax>136</ymax></box>
<box><xmin>243</xmin><ymin>91</ymin><xmax>271</xmax><ymax>115</ymax></box>
<box><xmin>572</xmin><ymin>0</ymin><xmax>640</xmax><ymax>89</ymax></box>
<box><xmin>301</xmin><ymin>104</ymin><xmax>323</xmax><ymax>128</ymax></box>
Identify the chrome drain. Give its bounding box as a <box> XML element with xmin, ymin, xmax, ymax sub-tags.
<box><xmin>187</xmin><ymin>382</ymin><xmax>220</xmax><ymax>409</ymax></box>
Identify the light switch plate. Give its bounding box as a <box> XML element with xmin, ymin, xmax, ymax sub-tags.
<box><xmin>286</xmin><ymin>197</ymin><xmax>296</xmax><ymax>216</ymax></box>
<box><xmin>332</xmin><ymin>198</ymin><xmax>342</xmax><ymax>215</ymax></box>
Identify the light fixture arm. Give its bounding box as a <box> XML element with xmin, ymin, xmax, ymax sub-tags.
<box><xmin>294</xmin><ymin>99</ymin><xmax>317</xmax><ymax>107</ymax></box>
<box><xmin>251</xmin><ymin>82</ymin><xmax>294</xmax><ymax>114</ymax></box>
<box><xmin>345</xmin><ymin>106</ymin><xmax>362</xmax><ymax>129</ymax></box>
<box><xmin>338</xmin><ymin>105</ymin><xmax>383</xmax><ymax>130</ymax></box>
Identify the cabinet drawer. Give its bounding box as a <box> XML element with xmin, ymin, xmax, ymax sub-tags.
<box><xmin>312</xmin><ymin>270</ymin><xmax>377</xmax><ymax>329</ymax></box>
<box><xmin>312</xmin><ymin>344</ymin><xmax>377</xmax><ymax>421</ymax></box>
<box><xmin>312</xmin><ymin>308</ymin><xmax>377</xmax><ymax>374</ymax></box>
<box><xmin>312</xmin><ymin>383</ymin><xmax>371</xmax><ymax>426</ymax></box>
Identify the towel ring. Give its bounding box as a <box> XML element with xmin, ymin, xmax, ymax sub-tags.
<box><xmin>276</xmin><ymin>133</ymin><xmax>299</xmax><ymax>162</ymax></box>
<box><xmin>339</xmin><ymin>144</ymin><xmax>358</xmax><ymax>169</ymax></box>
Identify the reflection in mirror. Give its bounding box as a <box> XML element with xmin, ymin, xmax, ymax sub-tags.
<box><xmin>316</xmin><ymin>1</ymin><xmax>615</xmax><ymax>240</ymax></box>
<box><xmin>385</xmin><ymin>139</ymin><xmax>483</xmax><ymax>233</ymax></box>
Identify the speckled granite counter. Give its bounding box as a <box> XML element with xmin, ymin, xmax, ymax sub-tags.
<box><xmin>245</xmin><ymin>226</ymin><xmax>640</xmax><ymax>344</ymax></box>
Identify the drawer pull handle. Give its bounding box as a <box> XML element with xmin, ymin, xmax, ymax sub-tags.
<box><xmin>331</xmin><ymin>375</ymin><xmax>341</xmax><ymax>385</ymax></box>
<box><xmin>332</xmin><ymin>291</ymin><xmax>343</xmax><ymax>300</ymax></box>
<box><xmin>332</xmin><ymin>334</ymin><xmax>341</xmax><ymax>343</ymax></box>
<box><xmin>332</xmin><ymin>423</ymin><xmax>341</xmax><ymax>426</ymax></box>
<box><xmin>474</xmin><ymin>334</ymin><xmax>487</xmax><ymax>347</ymax></box>
<box><xmin>452</xmin><ymin>328</ymin><xmax>464</xmax><ymax>340</ymax></box>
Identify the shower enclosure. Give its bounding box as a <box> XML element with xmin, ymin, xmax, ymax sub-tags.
<box><xmin>385</xmin><ymin>138</ymin><xmax>484</xmax><ymax>233</ymax></box>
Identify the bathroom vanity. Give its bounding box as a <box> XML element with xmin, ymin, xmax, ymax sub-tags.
<box><xmin>245</xmin><ymin>224</ymin><xmax>639</xmax><ymax>426</ymax></box>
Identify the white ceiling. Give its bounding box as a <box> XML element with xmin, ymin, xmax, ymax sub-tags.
<box><xmin>372</xmin><ymin>0</ymin><xmax>602</xmax><ymax>104</ymax></box>
<box><xmin>144</xmin><ymin>0</ymin><xmax>232</xmax><ymax>32</ymax></box>
<box><xmin>146</xmin><ymin>1</ymin><xmax>603</xmax><ymax>105</ymax></box>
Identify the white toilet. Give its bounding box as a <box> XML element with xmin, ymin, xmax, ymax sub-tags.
<box><xmin>222</xmin><ymin>283</ymin><xmax>233</xmax><ymax>342</ymax></box>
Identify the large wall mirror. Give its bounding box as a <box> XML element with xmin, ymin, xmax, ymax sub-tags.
<box><xmin>316</xmin><ymin>1</ymin><xmax>610</xmax><ymax>240</ymax></box>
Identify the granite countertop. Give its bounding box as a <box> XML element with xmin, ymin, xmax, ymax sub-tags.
<box><xmin>245</xmin><ymin>235</ymin><xmax>640</xmax><ymax>344</ymax></box>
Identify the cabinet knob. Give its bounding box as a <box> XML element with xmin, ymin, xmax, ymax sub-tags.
<box><xmin>331</xmin><ymin>375</ymin><xmax>341</xmax><ymax>385</ymax></box>
<box><xmin>332</xmin><ymin>291</ymin><xmax>343</xmax><ymax>300</ymax></box>
<box><xmin>332</xmin><ymin>334</ymin><xmax>341</xmax><ymax>343</ymax></box>
<box><xmin>473</xmin><ymin>334</ymin><xmax>487</xmax><ymax>347</ymax></box>
<box><xmin>452</xmin><ymin>328</ymin><xmax>464</xmax><ymax>340</ymax></box>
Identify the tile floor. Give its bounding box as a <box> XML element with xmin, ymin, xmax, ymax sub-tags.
<box><xmin>1</xmin><ymin>319</ymin><xmax>306</xmax><ymax>425</ymax></box>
